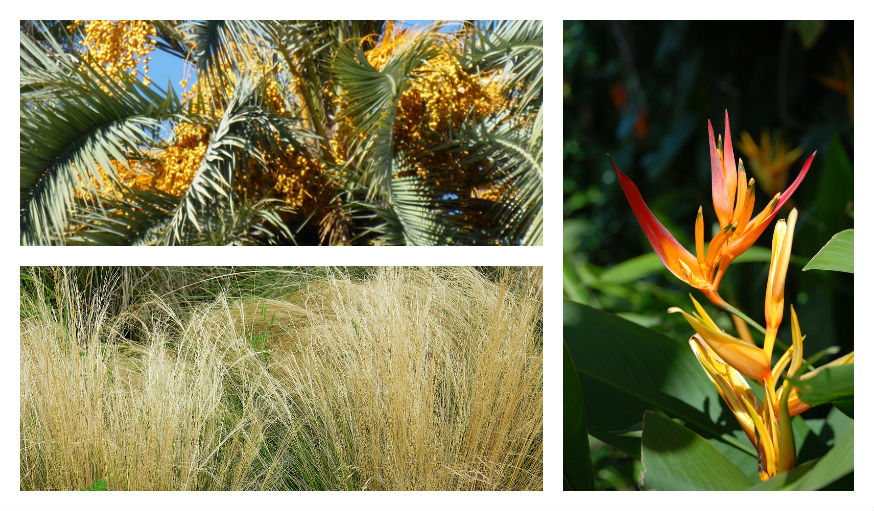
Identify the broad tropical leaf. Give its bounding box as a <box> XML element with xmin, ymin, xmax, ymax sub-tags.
<box><xmin>803</xmin><ymin>229</ymin><xmax>854</xmax><ymax>273</ymax></box>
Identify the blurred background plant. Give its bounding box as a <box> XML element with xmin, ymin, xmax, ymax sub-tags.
<box><xmin>20</xmin><ymin>20</ymin><xmax>542</xmax><ymax>245</ymax></box>
<box><xmin>563</xmin><ymin>21</ymin><xmax>852</xmax><ymax>490</ymax></box>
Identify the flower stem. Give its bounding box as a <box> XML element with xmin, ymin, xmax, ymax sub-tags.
<box><xmin>721</xmin><ymin>301</ymin><xmax>765</xmax><ymax>334</ymax></box>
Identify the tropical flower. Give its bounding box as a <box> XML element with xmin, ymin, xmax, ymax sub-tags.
<box><xmin>669</xmin><ymin>295</ymin><xmax>771</xmax><ymax>382</ymax></box>
<box><xmin>672</xmin><ymin>210</ymin><xmax>854</xmax><ymax>480</ymax></box>
<box><xmin>737</xmin><ymin>131</ymin><xmax>804</xmax><ymax>197</ymax></box>
<box><xmin>611</xmin><ymin>110</ymin><xmax>816</xmax><ymax>309</ymax></box>
<box><xmin>764</xmin><ymin>209</ymin><xmax>797</xmax><ymax>358</ymax></box>
<box><xmin>684</xmin><ymin>305</ymin><xmax>852</xmax><ymax>481</ymax></box>
<box><xmin>819</xmin><ymin>49</ymin><xmax>853</xmax><ymax>124</ymax></box>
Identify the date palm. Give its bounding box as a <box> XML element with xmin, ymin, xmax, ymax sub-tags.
<box><xmin>20</xmin><ymin>20</ymin><xmax>542</xmax><ymax>245</ymax></box>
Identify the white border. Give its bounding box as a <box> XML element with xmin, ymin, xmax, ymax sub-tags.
<box><xmin>7</xmin><ymin>5</ymin><xmax>871</xmax><ymax>511</ymax></box>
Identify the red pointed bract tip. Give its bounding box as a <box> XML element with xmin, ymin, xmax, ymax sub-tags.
<box><xmin>609</xmin><ymin>156</ymin><xmax>698</xmax><ymax>284</ymax></box>
<box><xmin>722</xmin><ymin>110</ymin><xmax>738</xmax><ymax>185</ymax></box>
<box><xmin>709</xmin><ymin>120</ymin><xmax>732</xmax><ymax>227</ymax></box>
<box><xmin>772</xmin><ymin>151</ymin><xmax>816</xmax><ymax>217</ymax></box>
<box><xmin>728</xmin><ymin>151</ymin><xmax>816</xmax><ymax>256</ymax></box>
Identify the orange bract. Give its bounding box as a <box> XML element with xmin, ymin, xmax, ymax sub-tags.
<box><xmin>611</xmin><ymin>110</ymin><xmax>816</xmax><ymax>308</ymax></box>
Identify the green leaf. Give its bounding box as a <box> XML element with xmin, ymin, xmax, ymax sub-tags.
<box><xmin>803</xmin><ymin>229</ymin><xmax>853</xmax><ymax>273</ymax></box>
<box><xmin>641</xmin><ymin>411</ymin><xmax>754</xmax><ymax>490</ymax></box>
<box><xmin>834</xmin><ymin>399</ymin><xmax>854</xmax><ymax>418</ymax></box>
<box><xmin>789</xmin><ymin>365</ymin><xmax>854</xmax><ymax>407</ymax></box>
<box><xmin>563</xmin><ymin>301</ymin><xmax>757</xmax><ymax>468</ymax></box>
<box><xmin>562</xmin><ymin>254</ymin><xmax>590</xmax><ymax>305</ymax></box>
<box><xmin>597</xmin><ymin>253</ymin><xmax>665</xmax><ymax>284</ymax></box>
<box><xmin>563</xmin><ymin>343</ymin><xmax>594</xmax><ymax>490</ymax></box>
<box><xmin>598</xmin><ymin>246</ymin><xmax>800</xmax><ymax>285</ymax></box>
<box><xmin>89</xmin><ymin>478</ymin><xmax>108</xmax><ymax>491</ymax></box>
<box><xmin>749</xmin><ymin>430</ymin><xmax>853</xmax><ymax>490</ymax></box>
<box><xmin>791</xmin><ymin>20</ymin><xmax>826</xmax><ymax>49</ymax></box>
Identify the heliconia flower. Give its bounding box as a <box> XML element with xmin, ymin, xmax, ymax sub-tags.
<box><xmin>707</xmin><ymin>111</ymin><xmax>816</xmax><ymax>286</ymax></box>
<box><xmin>764</xmin><ymin>208</ymin><xmax>798</xmax><ymax>358</ymax></box>
<box><xmin>682</xmin><ymin>300</ymin><xmax>855</xmax><ymax>480</ymax></box>
<box><xmin>688</xmin><ymin>335</ymin><xmax>760</xmax><ymax>443</ymax></box>
<box><xmin>737</xmin><ymin>130</ymin><xmax>804</xmax><ymax>197</ymax></box>
<box><xmin>668</xmin><ymin>296</ymin><xmax>772</xmax><ymax>382</ymax></box>
<box><xmin>611</xmin><ymin>158</ymin><xmax>727</xmax><ymax>308</ymax></box>
<box><xmin>687</xmin><ymin>334</ymin><xmax>781</xmax><ymax>480</ymax></box>
<box><xmin>611</xmin><ymin>110</ymin><xmax>815</xmax><ymax>309</ymax></box>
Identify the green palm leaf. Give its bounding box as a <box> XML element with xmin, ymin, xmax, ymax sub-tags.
<box><xmin>63</xmin><ymin>187</ymin><xmax>180</xmax><ymax>246</ymax></box>
<box><xmin>450</xmin><ymin>110</ymin><xmax>543</xmax><ymax>245</ymax></box>
<box><xmin>333</xmin><ymin>27</ymin><xmax>440</xmax><ymax>200</ymax></box>
<box><xmin>461</xmin><ymin>20</ymin><xmax>543</xmax><ymax>111</ymax></box>
<box><xmin>20</xmin><ymin>27</ymin><xmax>180</xmax><ymax>245</ymax></box>
<box><xmin>362</xmin><ymin>172</ymin><xmax>490</xmax><ymax>246</ymax></box>
<box><xmin>162</xmin><ymin>73</ymin><xmax>312</xmax><ymax>245</ymax></box>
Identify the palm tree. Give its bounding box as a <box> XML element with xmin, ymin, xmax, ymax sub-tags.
<box><xmin>20</xmin><ymin>20</ymin><xmax>542</xmax><ymax>245</ymax></box>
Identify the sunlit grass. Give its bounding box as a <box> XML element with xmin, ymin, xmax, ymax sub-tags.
<box><xmin>20</xmin><ymin>267</ymin><xmax>542</xmax><ymax>490</ymax></box>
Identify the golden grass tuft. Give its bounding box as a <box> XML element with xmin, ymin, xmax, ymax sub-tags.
<box><xmin>20</xmin><ymin>267</ymin><xmax>542</xmax><ymax>490</ymax></box>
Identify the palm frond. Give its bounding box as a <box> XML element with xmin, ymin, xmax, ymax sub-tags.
<box><xmin>333</xmin><ymin>29</ymin><xmax>440</xmax><ymax>200</ymax></box>
<box><xmin>19</xmin><ymin>24</ymin><xmax>82</xmax><ymax>103</ymax></box>
<box><xmin>151</xmin><ymin>20</ymin><xmax>194</xmax><ymax>60</ymax></box>
<box><xmin>62</xmin><ymin>187</ymin><xmax>180</xmax><ymax>246</ymax></box>
<box><xmin>184</xmin><ymin>198</ymin><xmax>296</xmax><ymax>245</ymax></box>
<box><xmin>177</xmin><ymin>20</ymin><xmax>267</xmax><ymax>108</ymax></box>
<box><xmin>179</xmin><ymin>20</ymin><xmax>265</xmax><ymax>73</ymax></box>
<box><xmin>452</xmin><ymin>110</ymin><xmax>543</xmax><ymax>245</ymax></box>
<box><xmin>20</xmin><ymin>27</ymin><xmax>180</xmax><ymax>245</ymax></box>
<box><xmin>161</xmin><ymin>75</ymin><xmax>260</xmax><ymax>243</ymax></box>
<box><xmin>162</xmin><ymin>73</ymin><xmax>312</xmax><ymax>245</ymax></box>
<box><xmin>460</xmin><ymin>20</ymin><xmax>543</xmax><ymax>111</ymax></box>
<box><xmin>360</xmin><ymin>168</ymin><xmax>491</xmax><ymax>246</ymax></box>
<box><xmin>260</xmin><ymin>21</ymin><xmax>381</xmax><ymax>158</ymax></box>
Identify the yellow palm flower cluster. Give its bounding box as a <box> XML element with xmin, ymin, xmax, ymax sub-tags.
<box><xmin>75</xmin><ymin>20</ymin><xmax>157</xmax><ymax>89</ymax></box>
<box><xmin>269</xmin><ymin>155</ymin><xmax>326</xmax><ymax>210</ymax></box>
<box><xmin>173</xmin><ymin>49</ymin><xmax>331</xmax><ymax>207</ymax></box>
<box><xmin>73</xmin><ymin>160</ymin><xmax>149</xmax><ymax>201</ymax></box>
<box><xmin>232</xmin><ymin>143</ymin><xmax>330</xmax><ymax>212</ymax></box>
<box><xmin>150</xmin><ymin>123</ymin><xmax>211</xmax><ymax>196</ymax></box>
<box><xmin>76</xmin><ymin>123</ymin><xmax>209</xmax><ymax>199</ymax></box>
<box><xmin>364</xmin><ymin>23</ymin><xmax>508</xmax><ymax>193</ymax></box>
<box><xmin>265</xmin><ymin>80</ymin><xmax>287</xmax><ymax>114</ymax></box>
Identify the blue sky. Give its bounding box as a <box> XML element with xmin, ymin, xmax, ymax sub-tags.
<box><xmin>148</xmin><ymin>50</ymin><xmax>186</xmax><ymax>97</ymax></box>
<box><xmin>144</xmin><ymin>20</ymin><xmax>454</xmax><ymax>98</ymax></box>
